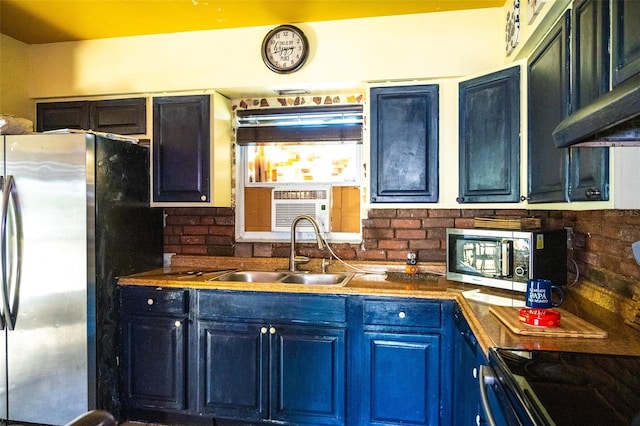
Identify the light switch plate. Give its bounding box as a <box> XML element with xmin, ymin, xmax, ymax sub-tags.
<box><xmin>633</xmin><ymin>241</ymin><xmax>640</xmax><ymax>265</ymax></box>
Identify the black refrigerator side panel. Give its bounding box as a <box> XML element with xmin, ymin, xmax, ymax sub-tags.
<box><xmin>94</xmin><ymin>136</ymin><xmax>164</xmax><ymax>418</ymax></box>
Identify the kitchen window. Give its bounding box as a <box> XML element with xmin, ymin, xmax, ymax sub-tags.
<box><xmin>235</xmin><ymin>104</ymin><xmax>364</xmax><ymax>242</ymax></box>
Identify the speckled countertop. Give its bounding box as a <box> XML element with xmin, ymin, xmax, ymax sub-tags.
<box><xmin>118</xmin><ymin>256</ymin><xmax>640</xmax><ymax>358</ymax></box>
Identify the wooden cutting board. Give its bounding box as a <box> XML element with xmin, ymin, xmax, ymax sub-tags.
<box><xmin>490</xmin><ymin>306</ymin><xmax>608</xmax><ymax>338</ymax></box>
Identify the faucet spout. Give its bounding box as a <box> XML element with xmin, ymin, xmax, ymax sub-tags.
<box><xmin>290</xmin><ymin>214</ymin><xmax>325</xmax><ymax>272</ymax></box>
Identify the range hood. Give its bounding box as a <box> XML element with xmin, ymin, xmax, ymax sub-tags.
<box><xmin>553</xmin><ymin>72</ymin><xmax>640</xmax><ymax>148</ymax></box>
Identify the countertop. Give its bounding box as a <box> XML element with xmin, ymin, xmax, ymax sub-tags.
<box><xmin>119</xmin><ymin>258</ymin><xmax>640</xmax><ymax>358</ymax></box>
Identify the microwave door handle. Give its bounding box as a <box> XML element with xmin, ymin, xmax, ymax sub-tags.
<box><xmin>478</xmin><ymin>365</ymin><xmax>498</xmax><ymax>426</ymax></box>
<box><xmin>501</xmin><ymin>240</ymin><xmax>512</xmax><ymax>278</ymax></box>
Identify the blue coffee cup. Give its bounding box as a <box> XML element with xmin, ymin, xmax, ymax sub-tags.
<box><xmin>525</xmin><ymin>279</ymin><xmax>564</xmax><ymax>309</ymax></box>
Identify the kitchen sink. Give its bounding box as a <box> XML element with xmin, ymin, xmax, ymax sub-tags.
<box><xmin>210</xmin><ymin>270</ymin><xmax>354</xmax><ymax>286</ymax></box>
<box><xmin>280</xmin><ymin>273</ymin><xmax>350</xmax><ymax>285</ymax></box>
<box><xmin>213</xmin><ymin>271</ymin><xmax>289</xmax><ymax>283</ymax></box>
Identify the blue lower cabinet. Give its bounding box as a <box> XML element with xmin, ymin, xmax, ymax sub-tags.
<box><xmin>120</xmin><ymin>286</ymin><xmax>189</xmax><ymax>415</ymax></box>
<box><xmin>121</xmin><ymin>289</ymin><xmax>472</xmax><ymax>426</ymax></box>
<box><xmin>271</xmin><ymin>324</ymin><xmax>346</xmax><ymax>425</ymax></box>
<box><xmin>198</xmin><ymin>321</ymin><xmax>267</xmax><ymax>420</ymax></box>
<box><xmin>123</xmin><ymin>316</ymin><xmax>187</xmax><ymax>410</ymax></box>
<box><xmin>197</xmin><ymin>291</ymin><xmax>347</xmax><ymax>425</ymax></box>
<box><xmin>453</xmin><ymin>304</ymin><xmax>483</xmax><ymax>426</ymax></box>
<box><xmin>362</xmin><ymin>332</ymin><xmax>441</xmax><ymax>425</ymax></box>
<box><xmin>352</xmin><ymin>298</ymin><xmax>453</xmax><ymax>426</ymax></box>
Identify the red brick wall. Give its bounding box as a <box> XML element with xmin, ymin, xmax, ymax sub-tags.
<box><xmin>163</xmin><ymin>207</ymin><xmax>640</xmax><ymax>299</ymax></box>
<box><xmin>552</xmin><ymin>210</ymin><xmax>640</xmax><ymax>299</ymax></box>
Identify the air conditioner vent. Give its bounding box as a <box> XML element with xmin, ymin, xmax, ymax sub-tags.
<box><xmin>273</xmin><ymin>190</ymin><xmax>327</xmax><ymax>200</ymax></box>
<box><xmin>274</xmin><ymin>204</ymin><xmax>319</xmax><ymax>228</ymax></box>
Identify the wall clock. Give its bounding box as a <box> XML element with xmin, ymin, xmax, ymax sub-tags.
<box><xmin>261</xmin><ymin>25</ymin><xmax>309</xmax><ymax>74</ymax></box>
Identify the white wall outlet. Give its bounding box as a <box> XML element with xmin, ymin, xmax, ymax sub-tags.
<box><xmin>564</xmin><ymin>227</ymin><xmax>573</xmax><ymax>249</ymax></box>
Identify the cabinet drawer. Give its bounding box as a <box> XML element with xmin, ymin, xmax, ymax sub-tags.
<box><xmin>121</xmin><ymin>286</ymin><xmax>188</xmax><ymax>316</ymax></box>
<box><xmin>363</xmin><ymin>299</ymin><xmax>441</xmax><ymax>328</ymax></box>
<box><xmin>198</xmin><ymin>291</ymin><xmax>346</xmax><ymax>323</ymax></box>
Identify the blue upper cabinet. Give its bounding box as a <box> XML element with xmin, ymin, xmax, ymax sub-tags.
<box><xmin>527</xmin><ymin>11</ymin><xmax>571</xmax><ymax>203</ymax></box>
<box><xmin>37</xmin><ymin>98</ymin><xmax>146</xmax><ymax>134</ymax></box>
<box><xmin>569</xmin><ymin>0</ymin><xmax>610</xmax><ymax>202</ymax></box>
<box><xmin>458</xmin><ymin>66</ymin><xmax>521</xmax><ymax>203</ymax></box>
<box><xmin>370</xmin><ymin>85</ymin><xmax>439</xmax><ymax>203</ymax></box>
<box><xmin>611</xmin><ymin>0</ymin><xmax>640</xmax><ymax>86</ymax></box>
<box><xmin>153</xmin><ymin>95</ymin><xmax>211</xmax><ymax>203</ymax></box>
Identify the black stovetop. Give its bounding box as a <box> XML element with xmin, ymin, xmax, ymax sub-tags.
<box><xmin>490</xmin><ymin>348</ymin><xmax>640</xmax><ymax>425</ymax></box>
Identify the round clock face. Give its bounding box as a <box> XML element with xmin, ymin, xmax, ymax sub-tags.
<box><xmin>262</xmin><ymin>25</ymin><xmax>309</xmax><ymax>74</ymax></box>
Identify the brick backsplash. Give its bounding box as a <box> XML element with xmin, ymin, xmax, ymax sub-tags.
<box><xmin>163</xmin><ymin>207</ymin><xmax>640</xmax><ymax>304</ymax></box>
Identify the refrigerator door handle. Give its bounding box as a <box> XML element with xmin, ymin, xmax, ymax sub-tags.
<box><xmin>1</xmin><ymin>175</ymin><xmax>22</xmax><ymax>331</ymax></box>
<box><xmin>0</xmin><ymin>174</ymin><xmax>4</xmax><ymax>330</ymax></box>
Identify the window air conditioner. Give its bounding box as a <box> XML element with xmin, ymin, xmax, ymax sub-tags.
<box><xmin>272</xmin><ymin>188</ymin><xmax>330</xmax><ymax>233</ymax></box>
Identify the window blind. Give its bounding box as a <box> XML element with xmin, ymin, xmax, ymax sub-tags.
<box><xmin>236</xmin><ymin>105</ymin><xmax>363</xmax><ymax>144</ymax></box>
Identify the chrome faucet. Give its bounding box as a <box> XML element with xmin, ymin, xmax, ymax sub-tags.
<box><xmin>290</xmin><ymin>214</ymin><xmax>325</xmax><ymax>272</ymax></box>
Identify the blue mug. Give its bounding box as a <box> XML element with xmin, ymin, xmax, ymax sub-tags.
<box><xmin>525</xmin><ymin>279</ymin><xmax>564</xmax><ymax>309</ymax></box>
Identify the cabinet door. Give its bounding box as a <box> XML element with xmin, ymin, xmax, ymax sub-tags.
<box><xmin>90</xmin><ymin>98</ymin><xmax>147</xmax><ymax>134</ymax></box>
<box><xmin>362</xmin><ymin>332</ymin><xmax>440</xmax><ymax>425</ymax></box>
<box><xmin>452</xmin><ymin>311</ymin><xmax>481</xmax><ymax>426</ymax></box>
<box><xmin>153</xmin><ymin>95</ymin><xmax>210</xmax><ymax>203</ymax></box>
<box><xmin>612</xmin><ymin>0</ymin><xmax>640</xmax><ymax>86</ymax></box>
<box><xmin>37</xmin><ymin>99</ymin><xmax>147</xmax><ymax>134</ymax></box>
<box><xmin>370</xmin><ymin>85</ymin><xmax>439</xmax><ymax>203</ymax></box>
<box><xmin>527</xmin><ymin>11</ymin><xmax>571</xmax><ymax>203</ymax></box>
<box><xmin>569</xmin><ymin>0</ymin><xmax>610</xmax><ymax>201</ymax></box>
<box><xmin>36</xmin><ymin>101</ymin><xmax>89</xmax><ymax>132</ymax></box>
<box><xmin>270</xmin><ymin>324</ymin><xmax>346</xmax><ymax>425</ymax></box>
<box><xmin>198</xmin><ymin>321</ymin><xmax>267</xmax><ymax>421</ymax></box>
<box><xmin>458</xmin><ymin>66</ymin><xmax>520</xmax><ymax>203</ymax></box>
<box><xmin>122</xmin><ymin>316</ymin><xmax>187</xmax><ymax>410</ymax></box>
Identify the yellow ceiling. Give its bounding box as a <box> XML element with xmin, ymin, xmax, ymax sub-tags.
<box><xmin>0</xmin><ymin>0</ymin><xmax>506</xmax><ymax>45</ymax></box>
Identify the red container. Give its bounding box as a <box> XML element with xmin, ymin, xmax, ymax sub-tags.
<box><xmin>519</xmin><ymin>308</ymin><xmax>561</xmax><ymax>327</ymax></box>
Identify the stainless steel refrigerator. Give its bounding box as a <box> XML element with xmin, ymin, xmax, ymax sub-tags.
<box><xmin>0</xmin><ymin>132</ymin><xmax>163</xmax><ymax>425</ymax></box>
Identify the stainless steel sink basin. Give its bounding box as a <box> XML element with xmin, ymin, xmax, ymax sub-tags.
<box><xmin>215</xmin><ymin>271</ymin><xmax>289</xmax><ymax>282</ymax></box>
<box><xmin>280</xmin><ymin>273</ymin><xmax>350</xmax><ymax>285</ymax></box>
<box><xmin>211</xmin><ymin>270</ymin><xmax>354</xmax><ymax>286</ymax></box>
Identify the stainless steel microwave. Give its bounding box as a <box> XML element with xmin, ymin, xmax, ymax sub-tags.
<box><xmin>446</xmin><ymin>228</ymin><xmax>567</xmax><ymax>292</ymax></box>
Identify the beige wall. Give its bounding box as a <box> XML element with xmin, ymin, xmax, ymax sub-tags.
<box><xmin>0</xmin><ymin>34</ymin><xmax>32</xmax><ymax>120</ymax></box>
<box><xmin>27</xmin><ymin>9</ymin><xmax>505</xmax><ymax>99</ymax></box>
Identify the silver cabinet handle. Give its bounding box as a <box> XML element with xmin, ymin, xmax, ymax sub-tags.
<box><xmin>260</xmin><ymin>327</ymin><xmax>268</xmax><ymax>334</ymax></box>
<box><xmin>478</xmin><ymin>365</ymin><xmax>497</xmax><ymax>426</ymax></box>
<box><xmin>269</xmin><ymin>326</ymin><xmax>276</xmax><ymax>335</ymax></box>
<box><xmin>586</xmin><ymin>188</ymin><xmax>601</xmax><ymax>198</ymax></box>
